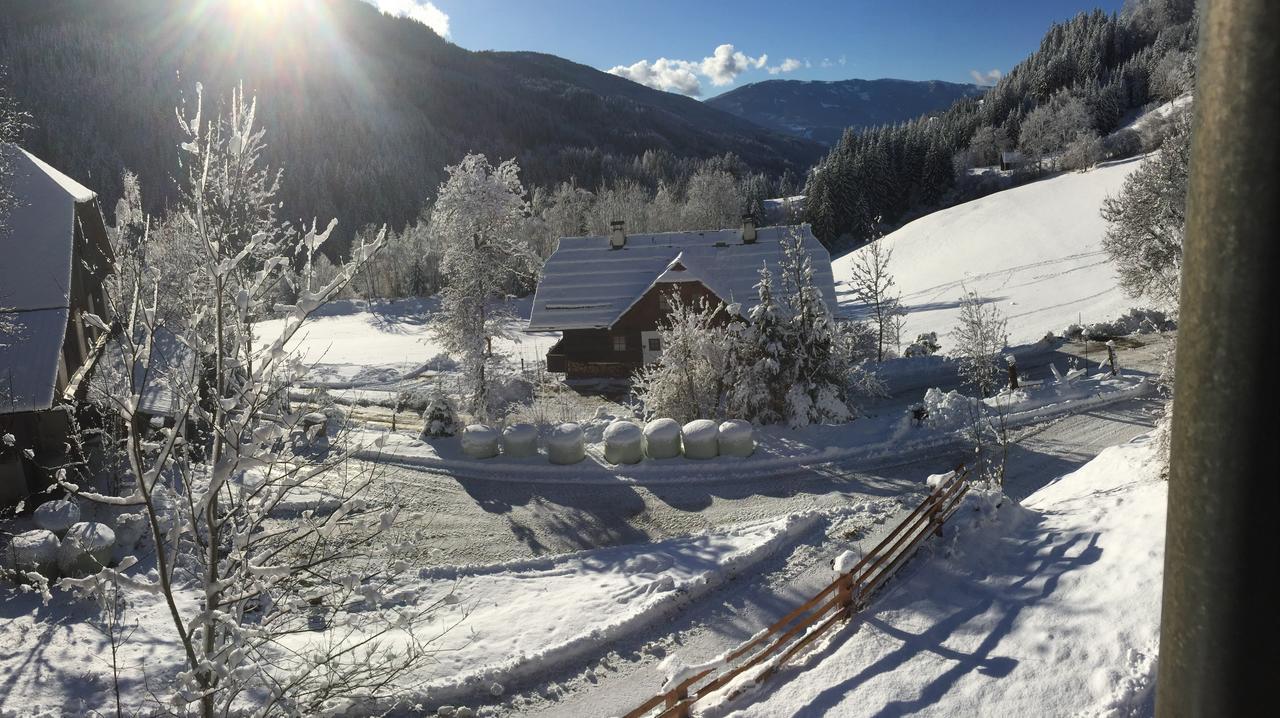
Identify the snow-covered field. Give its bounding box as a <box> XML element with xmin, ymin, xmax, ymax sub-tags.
<box><xmin>834</xmin><ymin>157</ymin><xmax>1147</xmax><ymax>347</ymax></box>
<box><xmin>695</xmin><ymin>434</ymin><xmax>1167</xmax><ymax>718</ymax></box>
<box><xmin>253</xmin><ymin>297</ymin><xmax>559</xmax><ymax>390</ymax></box>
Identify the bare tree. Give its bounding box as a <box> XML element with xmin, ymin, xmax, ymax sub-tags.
<box><xmin>846</xmin><ymin>238</ymin><xmax>907</xmax><ymax>361</ymax></box>
<box><xmin>57</xmin><ymin>84</ymin><xmax>443</xmax><ymax>716</ymax></box>
<box><xmin>952</xmin><ymin>289</ymin><xmax>1009</xmax><ymax>397</ymax></box>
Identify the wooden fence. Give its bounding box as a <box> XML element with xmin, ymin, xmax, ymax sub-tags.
<box><xmin>624</xmin><ymin>466</ymin><xmax>974</xmax><ymax>718</ymax></box>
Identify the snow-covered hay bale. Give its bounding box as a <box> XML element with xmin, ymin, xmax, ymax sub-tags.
<box><xmin>7</xmin><ymin>530</ymin><xmax>59</xmax><ymax>575</ymax></box>
<box><xmin>718</xmin><ymin>420</ymin><xmax>755</xmax><ymax>457</ymax></box>
<box><xmin>57</xmin><ymin>522</ymin><xmax>116</xmax><ymax>577</ymax></box>
<box><xmin>547</xmin><ymin>423</ymin><xmax>585</xmax><ymax>465</ymax></box>
<box><xmin>33</xmin><ymin>499</ymin><xmax>80</xmax><ymax>537</ymax></box>
<box><xmin>460</xmin><ymin>425</ymin><xmax>500</xmax><ymax>459</ymax></box>
<box><xmin>681</xmin><ymin>419</ymin><xmax>719</xmax><ymax>460</ymax></box>
<box><xmin>501</xmin><ymin>423</ymin><xmax>539</xmax><ymax>457</ymax></box>
<box><xmin>643</xmin><ymin>418</ymin><xmax>682</xmax><ymax>459</ymax></box>
<box><xmin>603</xmin><ymin>421</ymin><xmax>644</xmax><ymax>464</ymax></box>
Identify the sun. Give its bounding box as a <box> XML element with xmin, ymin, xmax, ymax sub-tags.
<box><xmin>225</xmin><ymin>0</ymin><xmax>294</xmax><ymax>31</ymax></box>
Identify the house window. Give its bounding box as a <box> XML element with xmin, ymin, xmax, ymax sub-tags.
<box><xmin>613</xmin><ymin>335</ymin><xmax>627</xmax><ymax>352</ymax></box>
<box><xmin>648</xmin><ymin>337</ymin><xmax>662</xmax><ymax>352</ymax></box>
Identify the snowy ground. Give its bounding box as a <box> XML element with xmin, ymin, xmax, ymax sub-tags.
<box><xmin>253</xmin><ymin>296</ymin><xmax>559</xmax><ymax>393</ymax></box>
<box><xmin>694</xmin><ymin>433</ymin><xmax>1167</xmax><ymax>718</ymax></box>
<box><xmin>834</xmin><ymin>156</ymin><xmax>1148</xmax><ymax>347</ymax></box>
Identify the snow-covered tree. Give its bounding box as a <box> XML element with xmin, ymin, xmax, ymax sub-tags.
<box><xmin>0</xmin><ymin>65</ymin><xmax>29</xmax><ymax>235</ymax></box>
<box><xmin>1100</xmin><ymin>109</ymin><xmax>1191</xmax><ymax>308</ymax></box>
<box><xmin>682</xmin><ymin>168</ymin><xmax>742</xmax><ymax>229</ymax></box>
<box><xmin>952</xmin><ymin>289</ymin><xmax>1009</xmax><ymax>397</ymax></box>
<box><xmin>54</xmin><ymin>84</ymin><xmax>446</xmax><ymax>717</ymax></box>
<box><xmin>632</xmin><ymin>293</ymin><xmax>735</xmax><ymax>423</ymax></box>
<box><xmin>430</xmin><ymin>153</ymin><xmax>536</xmax><ymax>419</ymax></box>
<box><xmin>1019</xmin><ymin>91</ymin><xmax>1093</xmax><ymax>167</ymax></box>
<box><xmin>845</xmin><ymin>237</ymin><xmax>907</xmax><ymax>361</ymax></box>
<box><xmin>777</xmin><ymin>229</ymin><xmax>853</xmax><ymax>426</ymax></box>
<box><xmin>725</xmin><ymin>263</ymin><xmax>788</xmax><ymax>424</ymax></box>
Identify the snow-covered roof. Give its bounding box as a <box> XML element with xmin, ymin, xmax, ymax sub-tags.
<box><xmin>0</xmin><ymin>308</ymin><xmax>70</xmax><ymax>413</ymax></box>
<box><xmin>527</xmin><ymin>224</ymin><xmax>836</xmax><ymax>331</ymax></box>
<box><xmin>0</xmin><ymin>144</ymin><xmax>102</xmax><ymax>413</ymax></box>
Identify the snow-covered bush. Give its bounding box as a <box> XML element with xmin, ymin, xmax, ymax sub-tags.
<box><xmin>113</xmin><ymin>512</ymin><xmax>147</xmax><ymax>554</ymax></box>
<box><xmin>681</xmin><ymin>419</ymin><xmax>719</xmax><ymax>460</ymax></box>
<box><xmin>919</xmin><ymin>387</ymin><xmax>978</xmax><ymax>432</ymax></box>
<box><xmin>1081</xmin><ymin>308</ymin><xmax>1176</xmax><ymax>340</ymax></box>
<box><xmin>603</xmin><ymin>421</ymin><xmax>644</xmax><ymax>465</ymax></box>
<box><xmin>421</xmin><ymin>388</ymin><xmax>459</xmax><ymax>438</ymax></box>
<box><xmin>632</xmin><ymin>293</ymin><xmax>735</xmax><ymax>423</ymax></box>
<box><xmin>643</xmin><ymin>418</ymin><xmax>682</xmax><ymax>459</ymax></box>
<box><xmin>718</xmin><ymin>420</ymin><xmax>755</xmax><ymax>457</ymax></box>
<box><xmin>460</xmin><ymin>424</ymin><xmax>501</xmax><ymax>459</ymax></box>
<box><xmin>904</xmin><ymin>332</ymin><xmax>941</xmax><ymax>357</ymax></box>
<box><xmin>547</xmin><ymin>423</ymin><xmax>585</xmax><ymax>464</ymax></box>
<box><xmin>7</xmin><ymin>529</ymin><xmax>59</xmax><ymax>576</ymax></box>
<box><xmin>56</xmin><ymin>522</ymin><xmax>115</xmax><ymax>578</ymax></box>
<box><xmin>33</xmin><ymin>499</ymin><xmax>80</xmax><ymax>537</ymax></box>
<box><xmin>501</xmin><ymin>423</ymin><xmax>539</xmax><ymax>457</ymax></box>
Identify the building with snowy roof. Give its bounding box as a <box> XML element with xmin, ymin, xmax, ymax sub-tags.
<box><xmin>527</xmin><ymin>217</ymin><xmax>835</xmax><ymax>380</ymax></box>
<box><xmin>0</xmin><ymin>144</ymin><xmax>114</xmax><ymax>502</ymax></box>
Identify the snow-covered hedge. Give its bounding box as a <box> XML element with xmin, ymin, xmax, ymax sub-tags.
<box><xmin>643</xmin><ymin>418</ymin><xmax>682</xmax><ymax>460</ymax></box>
<box><xmin>460</xmin><ymin>425</ymin><xmax>500</xmax><ymax>459</ymax></box>
<box><xmin>718</xmin><ymin>420</ymin><xmax>755</xmax><ymax>457</ymax></box>
<box><xmin>501</xmin><ymin>423</ymin><xmax>539</xmax><ymax>457</ymax></box>
<box><xmin>57</xmin><ymin>522</ymin><xmax>115</xmax><ymax>577</ymax></box>
<box><xmin>603</xmin><ymin>421</ymin><xmax>644</xmax><ymax>465</ymax></box>
<box><xmin>547</xmin><ymin>423</ymin><xmax>585</xmax><ymax>465</ymax></box>
<box><xmin>681</xmin><ymin>419</ymin><xmax>719</xmax><ymax>460</ymax></box>
<box><xmin>7</xmin><ymin>529</ymin><xmax>59</xmax><ymax>576</ymax></box>
<box><xmin>33</xmin><ymin>499</ymin><xmax>80</xmax><ymax>537</ymax></box>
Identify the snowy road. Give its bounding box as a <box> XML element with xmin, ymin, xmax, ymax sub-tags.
<box><xmin>503</xmin><ymin>396</ymin><xmax>1160</xmax><ymax>717</ymax></box>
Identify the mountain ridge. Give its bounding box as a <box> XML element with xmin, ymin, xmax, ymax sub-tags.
<box><xmin>707</xmin><ymin>77</ymin><xmax>987</xmax><ymax>144</ymax></box>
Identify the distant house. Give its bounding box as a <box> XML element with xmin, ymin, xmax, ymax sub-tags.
<box><xmin>999</xmin><ymin>150</ymin><xmax>1025</xmax><ymax>171</ymax></box>
<box><xmin>527</xmin><ymin>217</ymin><xmax>836</xmax><ymax>380</ymax></box>
<box><xmin>0</xmin><ymin>145</ymin><xmax>115</xmax><ymax>502</ymax></box>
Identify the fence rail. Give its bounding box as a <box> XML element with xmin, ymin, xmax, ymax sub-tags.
<box><xmin>625</xmin><ymin>466</ymin><xmax>973</xmax><ymax>718</ymax></box>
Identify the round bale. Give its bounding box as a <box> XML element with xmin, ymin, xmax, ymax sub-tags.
<box><xmin>681</xmin><ymin>419</ymin><xmax>719</xmax><ymax>460</ymax></box>
<box><xmin>34</xmin><ymin>499</ymin><xmax>80</xmax><ymax>537</ymax></box>
<box><xmin>57</xmin><ymin>522</ymin><xmax>116</xmax><ymax>577</ymax></box>
<box><xmin>460</xmin><ymin>425</ymin><xmax>500</xmax><ymax>459</ymax></box>
<box><xmin>642</xmin><ymin>418</ymin><xmax>682</xmax><ymax>459</ymax></box>
<box><xmin>603</xmin><ymin>421</ymin><xmax>644</xmax><ymax>464</ymax></box>
<box><xmin>547</xmin><ymin>423</ymin><xmax>585</xmax><ymax>465</ymax></box>
<box><xmin>501</xmin><ymin>423</ymin><xmax>539</xmax><ymax>457</ymax></box>
<box><xmin>8</xmin><ymin>529</ymin><xmax>59</xmax><ymax>576</ymax></box>
<box><xmin>718</xmin><ymin>420</ymin><xmax>755</xmax><ymax>457</ymax></box>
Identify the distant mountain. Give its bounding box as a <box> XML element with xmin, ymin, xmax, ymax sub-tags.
<box><xmin>0</xmin><ymin>0</ymin><xmax>822</xmax><ymax>248</ymax></box>
<box><xmin>707</xmin><ymin>79</ymin><xmax>987</xmax><ymax>144</ymax></box>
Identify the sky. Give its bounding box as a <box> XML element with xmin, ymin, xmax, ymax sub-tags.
<box><xmin>363</xmin><ymin>0</ymin><xmax>1125</xmax><ymax>98</ymax></box>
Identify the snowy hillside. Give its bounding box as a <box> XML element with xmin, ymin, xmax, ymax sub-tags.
<box><xmin>834</xmin><ymin>157</ymin><xmax>1146</xmax><ymax>348</ymax></box>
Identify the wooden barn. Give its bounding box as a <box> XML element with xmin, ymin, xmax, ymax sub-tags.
<box><xmin>527</xmin><ymin>218</ymin><xmax>836</xmax><ymax>380</ymax></box>
<box><xmin>0</xmin><ymin>145</ymin><xmax>115</xmax><ymax>503</ymax></box>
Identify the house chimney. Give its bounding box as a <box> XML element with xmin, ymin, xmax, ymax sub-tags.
<box><xmin>609</xmin><ymin>220</ymin><xmax>626</xmax><ymax>249</ymax></box>
<box><xmin>742</xmin><ymin>214</ymin><xmax>757</xmax><ymax>243</ymax></box>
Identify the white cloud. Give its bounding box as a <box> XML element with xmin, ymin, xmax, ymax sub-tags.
<box><xmin>609</xmin><ymin>57</ymin><xmax>703</xmax><ymax>96</ymax></box>
<box><xmin>767</xmin><ymin>57</ymin><xmax>804</xmax><ymax>75</ymax></box>
<box><xmin>609</xmin><ymin>43</ymin><xmax>770</xmax><ymax>96</ymax></box>
<box><xmin>366</xmin><ymin>0</ymin><xmax>450</xmax><ymax>37</ymax></box>
<box><xmin>970</xmin><ymin>68</ymin><xmax>1003</xmax><ymax>86</ymax></box>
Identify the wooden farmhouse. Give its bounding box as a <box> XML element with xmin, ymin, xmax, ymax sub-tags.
<box><xmin>0</xmin><ymin>145</ymin><xmax>114</xmax><ymax>502</ymax></box>
<box><xmin>527</xmin><ymin>217</ymin><xmax>836</xmax><ymax>380</ymax></box>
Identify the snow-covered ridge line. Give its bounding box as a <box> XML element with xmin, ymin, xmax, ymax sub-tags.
<box><xmin>351</xmin><ymin>375</ymin><xmax>1153</xmax><ymax>485</ymax></box>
